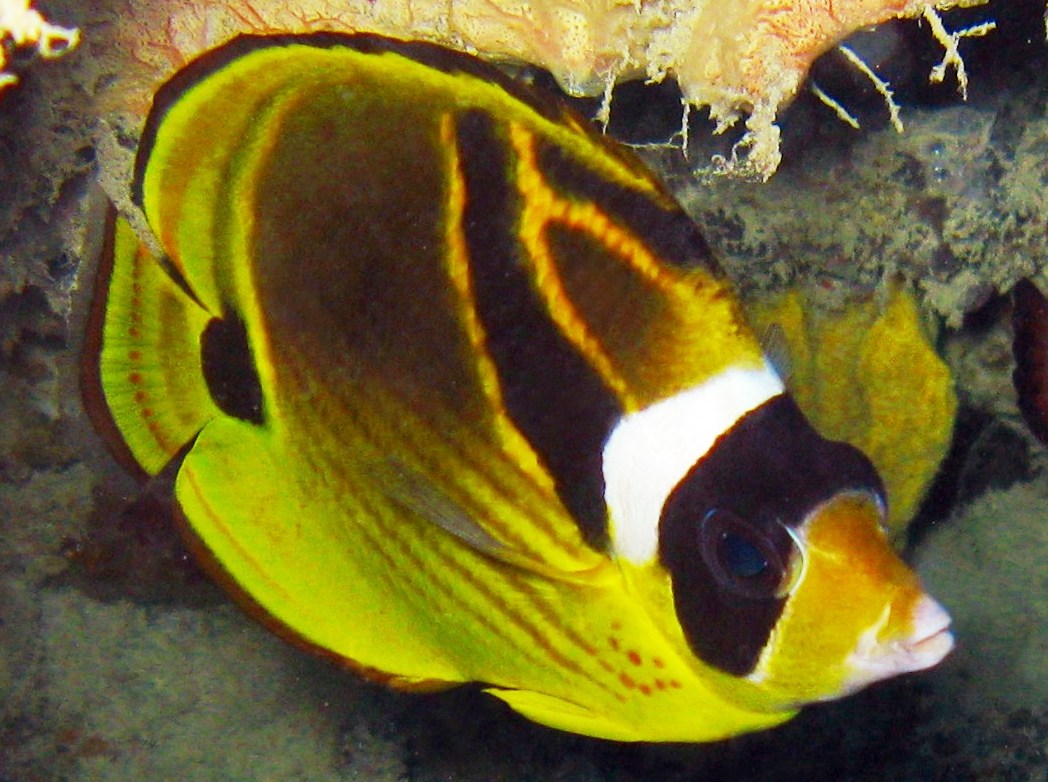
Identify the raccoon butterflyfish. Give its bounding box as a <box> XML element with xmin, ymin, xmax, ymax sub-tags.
<box><xmin>82</xmin><ymin>33</ymin><xmax>954</xmax><ymax>743</ymax></box>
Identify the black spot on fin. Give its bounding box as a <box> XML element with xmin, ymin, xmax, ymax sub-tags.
<box><xmin>201</xmin><ymin>314</ymin><xmax>264</xmax><ymax>424</ymax></box>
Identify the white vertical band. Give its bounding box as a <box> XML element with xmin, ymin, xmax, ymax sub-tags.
<box><xmin>602</xmin><ymin>363</ymin><xmax>785</xmax><ymax>564</ymax></box>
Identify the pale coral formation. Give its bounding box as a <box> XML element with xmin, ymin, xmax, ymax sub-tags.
<box><xmin>0</xmin><ymin>0</ymin><xmax>78</xmax><ymax>92</ymax></box>
<box><xmin>89</xmin><ymin>0</ymin><xmax>988</xmax><ymax>179</ymax></box>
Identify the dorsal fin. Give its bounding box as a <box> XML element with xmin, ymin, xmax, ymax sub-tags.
<box><xmin>84</xmin><ymin>215</ymin><xmax>222</xmax><ymax>477</ymax></box>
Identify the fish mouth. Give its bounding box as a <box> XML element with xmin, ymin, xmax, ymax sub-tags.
<box><xmin>841</xmin><ymin>595</ymin><xmax>954</xmax><ymax>694</ymax></box>
<box><xmin>903</xmin><ymin>626</ymin><xmax>954</xmax><ymax>663</ymax></box>
<box><xmin>899</xmin><ymin>597</ymin><xmax>954</xmax><ymax>668</ymax></box>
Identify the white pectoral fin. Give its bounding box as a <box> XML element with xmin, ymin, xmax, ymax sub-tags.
<box><xmin>378</xmin><ymin>456</ymin><xmax>510</xmax><ymax>556</ymax></box>
<box><xmin>377</xmin><ymin>455</ymin><xmax>604</xmax><ymax>584</ymax></box>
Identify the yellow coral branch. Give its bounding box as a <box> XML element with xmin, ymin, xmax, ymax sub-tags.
<box><xmin>0</xmin><ymin>0</ymin><xmax>79</xmax><ymax>92</ymax></box>
<box><xmin>922</xmin><ymin>7</ymin><xmax>996</xmax><ymax>101</ymax></box>
<box><xmin>811</xmin><ymin>82</ymin><xmax>861</xmax><ymax>130</ymax></box>
<box><xmin>837</xmin><ymin>44</ymin><xmax>905</xmax><ymax>134</ymax></box>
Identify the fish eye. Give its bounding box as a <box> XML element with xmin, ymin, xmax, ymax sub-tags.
<box><xmin>698</xmin><ymin>509</ymin><xmax>801</xmax><ymax>600</ymax></box>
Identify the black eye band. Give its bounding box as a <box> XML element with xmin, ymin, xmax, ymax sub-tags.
<box><xmin>658</xmin><ymin>394</ymin><xmax>883</xmax><ymax>676</ymax></box>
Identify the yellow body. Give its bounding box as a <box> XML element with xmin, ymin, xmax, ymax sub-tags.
<box><xmin>89</xmin><ymin>34</ymin><xmax>954</xmax><ymax>742</ymax></box>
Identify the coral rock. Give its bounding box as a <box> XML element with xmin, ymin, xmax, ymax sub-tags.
<box><xmin>92</xmin><ymin>0</ymin><xmax>984</xmax><ymax>178</ymax></box>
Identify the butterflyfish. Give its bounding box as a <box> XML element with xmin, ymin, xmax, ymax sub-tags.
<box><xmin>83</xmin><ymin>33</ymin><xmax>955</xmax><ymax>742</ymax></box>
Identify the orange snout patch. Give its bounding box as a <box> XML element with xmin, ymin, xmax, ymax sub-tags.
<box><xmin>753</xmin><ymin>493</ymin><xmax>926</xmax><ymax>703</ymax></box>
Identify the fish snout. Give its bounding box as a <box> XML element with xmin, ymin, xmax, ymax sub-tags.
<box><xmin>843</xmin><ymin>593</ymin><xmax>954</xmax><ymax>693</ymax></box>
<box><xmin>901</xmin><ymin>595</ymin><xmax>955</xmax><ymax>666</ymax></box>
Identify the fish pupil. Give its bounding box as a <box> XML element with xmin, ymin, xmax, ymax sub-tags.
<box><xmin>719</xmin><ymin>532</ymin><xmax>768</xmax><ymax>579</ymax></box>
<box><xmin>698</xmin><ymin>509</ymin><xmax>786</xmax><ymax>600</ymax></box>
<box><xmin>201</xmin><ymin>314</ymin><xmax>264</xmax><ymax>424</ymax></box>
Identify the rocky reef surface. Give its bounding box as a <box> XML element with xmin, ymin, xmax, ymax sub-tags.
<box><xmin>1</xmin><ymin>1</ymin><xmax>1047</xmax><ymax>780</ymax></box>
